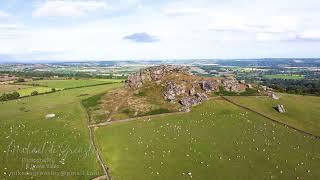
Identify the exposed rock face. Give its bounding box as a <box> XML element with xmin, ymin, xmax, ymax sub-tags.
<box><xmin>164</xmin><ymin>82</ymin><xmax>187</xmax><ymax>101</ymax></box>
<box><xmin>189</xmin><ymin>87</ymin><xmax>196</xmax><ymax>96</ymax></box>
<box><xmin>266</xmin><ymin>91</ymin><xmax>279</xmax><ymax>99</ymax></box>
<box><xmin>195</xmin><ymin>93</ymin><xmax>208</xmax><ymax>101</ymax></box>
<box><xmin>201</xmin><ymin>81</ymin><xmax>218</xmax><ymax>92</ymax></box>
<box><xmin>178</xmin><ymin>93</ymin><xmax>209</xmax><ymax>112</ymax></box>
<box><xmin>180</xmin><ymin>97</ymin><xmax>201</xmax><ymax>108</ymax></box>
<box><xmin>126</xmin><ymin>65</ymin><xmax>249</xmax><ymax>112</ymax></box>
<box><xmin>222</xmin><ymin>78</ymin><xmax>243</xmax><ymax>92</ymax></box>
<box><xmin>126</xmin><ymin>65</ymin><xmax>189</xmax><ymax>88</ymax></box>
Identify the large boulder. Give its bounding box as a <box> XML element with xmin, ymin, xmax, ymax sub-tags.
<box><xmin>200</xmin><ymin>81</ymin><xmax>218</xmax><ymax>92</ymax></box>
<box><xmin>189</xmin><ymin>87</ymin><xmax>196</xmax><ymax>96</ymax></box>
<box><xmin>179</xmin><ymin>93</ymin><xmax>209</xmax><ymax>112</ymax></box>
<box><xmin>275</xmin><ymin>104</ymin><xmax>286</xmax><ymax>113</ymax></box>
<box><xmin>180</xmin><ymin>97</ymin><xmax>201</xmax><ymax>108</ymax></box>
<box><xmin>222</xmin><ymin>78</ymin><xmax>243</xmax><ymax>92</ymax></box>
<box><xmin>163</xmin><ymin>82</ymin><xmax>187</xmax><ymax>101</ymax></box>
<box><xmin>195</xmin><ymin>93</ymin><xmax>208</xmax><ymax>101</ymax></box>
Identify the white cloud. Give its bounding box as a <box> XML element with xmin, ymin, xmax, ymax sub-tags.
<box><xmin>0</xmin><ymin>23</ymin><xmax>28</xmax><ymax>39</ymax></box>
<box><xmin>0</xmin><ymin>10</ymin><xmax>10</xmax><ymax>17</ymax></box>
<box><xmin>298</xmin><ymin>30</ymin><xmax>320</xmax><ymax>41</ymax></box>
<box><xmin>1</xmin><ymin>0</ymin><xmax>320</xmax><ymax>60</ymax></box>
<box><xmin>33</xmin><ymin>0</ymin><xmax>108</xmax><ymax>18</ymax></box>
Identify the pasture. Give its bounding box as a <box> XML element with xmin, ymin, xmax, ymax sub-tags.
<box><xmin>0</xmin><ymin>85</ymin><xmax>30</xmax><ymax>93</ymax></box>
<box><xmin>227</xmin><ymin>94</ymin><xmax>320</xmax><ymax>136</ymax></box>
<box><xmin>0</xmin><ymin>82</ymin><xmax>123</xmax><ymax>179</ymax></box>
<box><xmin>16</xmin><ymin>86</ymin><xmax>53</xmax><ymax>97</ymax></box>
<box><xmin>96</xmin><ymin>99</ymin><xmax>320</xmax><ymax>180</ymax></box>
<box><xmin>19</xmin><ymin>79</ymin><xmax>122</xmax><ymax>89</ymax></box>
<box><xmin>264</xmin><ymin>74</ymin><xmax>304</xmax><ymax>80</ymax></box>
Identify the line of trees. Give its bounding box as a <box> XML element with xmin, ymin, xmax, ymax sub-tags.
<box><xmin>0</xmin><ymin>70</ymin><xmax>127</xmax><ymax>79</ymax></box>
<box><xmin>0</xmin><ymin>92</ymin><xmax>20</xmax><ymax>101</ymax></box>
<box><xmin>262</xmin><ymin>79</ymin><xmax>320</xmax><ymax>95</ymax></box>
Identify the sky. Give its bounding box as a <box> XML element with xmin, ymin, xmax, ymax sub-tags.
<box><xmin>0</xmin><ymin>0</ymin><xmax>320</xmax><ymax>61</ymax></box>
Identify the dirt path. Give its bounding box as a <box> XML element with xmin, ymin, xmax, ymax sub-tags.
<box><xmin>221</xmin><ymin>96</ymin><xmax>320</xmax><ymax>139</ymax></box>
<box><xmin>89</xmin><ymin>111</ymin><xmax>186</xmax><ymax>127</ymax></box>
<box><xmin>105</xmin><ymin>90</ymin><xmax>132</xmax><ymax>122</ymax></box>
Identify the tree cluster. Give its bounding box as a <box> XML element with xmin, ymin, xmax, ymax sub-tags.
<box><xmin>0</xmin><ymin>92</ymin><xmax>20</xmax><ymax>101</ymax></box>
<box><xmin>262</xmin><ymin>79</ymin><xmax>320</xmax><ymax>95</ymax></box>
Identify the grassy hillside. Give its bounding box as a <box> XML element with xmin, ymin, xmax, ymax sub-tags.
<box><xmin>0</xmin><ymin>82</ymin><xmax>122</xmax><ymax>179</ymax></box>
<box><xmin>95</xmin><ymin>99</ymin><xmax>320</xmax><ymax>180</ymax></box>
<box><xmin>91</xmin><ymin>82</ymin><xmax>180</xmax><ymax>123</ymax></box>
<box><xmin>226</xmin><ymin>94</ymin><xmax>320</xmax><ymax>136</ymax></box>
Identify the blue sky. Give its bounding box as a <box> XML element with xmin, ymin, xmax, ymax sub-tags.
<box><xmin>0</xmin><ymin>0</ymin><xmax>320</xmax><ymax>61</ymax></box>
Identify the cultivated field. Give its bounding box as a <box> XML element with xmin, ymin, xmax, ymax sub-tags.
<box><xmin>19</xmin><ymin>79</ymin><xmax>122</xmax><ymax>89</ymax></box>
<box><xmin>0</xmin><ymin>85</ymin><xmax>30</xmax><ymax>93</ymax></box>
<box><xmin>0</xmin><ymin>82</ymin><xmax>122</xmax><ymax>179</ymax></box>
<box><xmin>226</xmin><ymin>94</ymin><xmax>320</xmax><ymax>136</ymax></box>
<box><xmin>264</xmin><ymin>74</ymin><xmax>305</xmax><ymax>79</ymax></box>
<box><xmin>95</xmin><ymin>99</ymin><xmax>320</xmax><ymax>180</ymax></box>
<box><xmin>16</xmin><ymin>87</ymin><xmax>53</xmax><ymax>97</ymax></box>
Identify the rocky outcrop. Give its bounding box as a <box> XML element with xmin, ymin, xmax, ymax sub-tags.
<box><xmin>201</xmin><ymin>81</ymin><xmax>219</xmax><ymax>92</ymax></box>
<box><xmin>178</xmin><ymin>93</ymin><xmax>209</xmax><ymax>112</ymax></box>
<box><xmin>126</xmin><ymin>65</ymin><xmax>189</xmax><ymax>88</ymax></box>
<box><xmin>180</xmin><ymin>97</ymin><xmax>201</xmax><ymax>108</ymax></box>
<box><xmin>189</xmin><ymin>87</ymin><xmax>196</xmax><ymax>96</ymax></box>
<box><xmin>195</xmin><ymin>93</ymin><xmax>208</xmax><ymax>101</ymax></box>
<box><xmin>126</xmin><ymin>65</ymin><xmax>249</xmax><ymax>112</ymax></box>
<box><xmin>164</xmin><ymin>82</ymin><xmax>187</xmax><ymax>101</ymax></box>
<box><xmin>266</xmin><ymin>90</ymin><xmax>279</xmax><ymax>100</ymax></box>
<box><xmin>222</xmin><ymin>78</ymin><xmax>244</xmax><ymax>92</ymax></box>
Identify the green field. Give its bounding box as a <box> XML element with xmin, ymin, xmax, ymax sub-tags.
<box><xmin>264</xmin><ymin>74</ymin><xmax>305</xmax><ymax>79</ymax></box>
<box><xmin>227</xmin><ymin>94</ymin><xmax>320</xmax><ymax>136</ymax></box>
<box><xmin>19</xmin><ymin>79</ymin><xmax>122</xmax><ymax>89</ymax></box>
<box><xmin>0</xmin><ymin>82</ymin><xmax>123</xmax><ymax>179</ymax></box>
<box><xmin>16</xmin><ymin>86</ymin><xmax>53</xmax><ymax>97</ymax></box>
<box><xmin>95</xmin><ymin>99</ymin><xmax>320</xmax><ymax>180</ymax></box>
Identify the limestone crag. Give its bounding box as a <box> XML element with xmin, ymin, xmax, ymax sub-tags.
<box><xmin>126</xmin><ymin>65</ymin><xmax>189</xmax><ymax>88</ymax></box>
<box><xmin>126</xmin><ymin>65</ymin><xmax>247</xmax><ymax>112</ymax></box>
<box><xmin>222</xmin><ymin>78</ymin><xmax>243</xmax><ymax>92</ymax></box>
<box><xmin>163</xmin><ymin>82</ymin><xmax>187</xmax><ymax>101</ymax></box>
<box><xmin>201</xmin><ymin>80</ymin><xmax>219</xmax><ymax>92</ymax></box>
